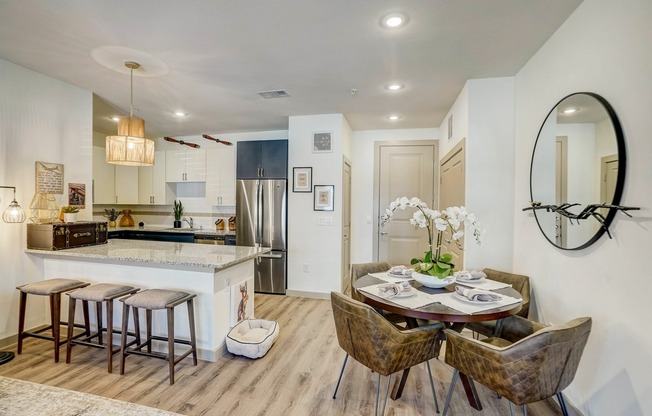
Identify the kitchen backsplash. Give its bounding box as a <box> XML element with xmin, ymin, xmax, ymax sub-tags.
<box><xmin>93</xmin><ymin>205</ymin><xmax>235</xmax><ymax>232</ymax></box>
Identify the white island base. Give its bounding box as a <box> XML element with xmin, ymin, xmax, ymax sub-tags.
<box><xmin>27</xmin><ymin>240</ymin><xmax>264</xmax><ymax>362</ymax></box>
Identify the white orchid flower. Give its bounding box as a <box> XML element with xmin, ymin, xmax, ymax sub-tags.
<box><xmin>448</xmin><ymin>217</ymin><xmax>460</xmax><ymax>230</ymax></box>
<box><xmin>452</xmin><ymin>230</ymin><xmax>464</xmax><ymax>240</ymax></box>
<box><xmin>389</xmin><ymin>200</ymin><xmax>397</xmax><ymax>210</ymax></box>
<box><xmin>409</xmin><ymin>197</ymin><xmax>421</xmax><ymax>207</ymax></box>
<box><xmin>434</xmin><ymin>217</ymin><xmax>447</xmax><ymax>231</ymax></box>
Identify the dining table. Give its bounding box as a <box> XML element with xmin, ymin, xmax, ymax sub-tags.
<box><xmin>352</xmin><ymin>272</ymin><xmax>523</xmax><ymax>411</ymax></box>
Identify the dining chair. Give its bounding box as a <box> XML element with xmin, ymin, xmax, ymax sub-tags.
<box><xmin>465</xmin><ymin>268</ymin><xmax>531</xmax><ymax>338</ymax></box>
<box><xmin>442</xmin><ymin>315</ymin><xmax>592</xmax><ymax>416</ymax></box>
<box><xmin>350</xmin><ymin>262</ymin><xmax>407</xmax><ymax>327</ymax></box>
<box><xmin>330</xmin><ymin>292</ymin><xmax>442</xmax><ymax>416</ymax></box>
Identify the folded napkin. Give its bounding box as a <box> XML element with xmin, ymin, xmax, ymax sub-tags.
<box><xmin>453</xmin><ymin>270</ymin><xmax>487</xmax><ymax>280</ymax></box>
<box><xmin>378</xmin><ymin>281</ymin><xmax>412</xmax><ymax>298</ymax></box>
<box><xmin>455</xmin><ymin>285</ymin><xmax>502</xmax><ymax>302</ymax></box>
<box><xmin>389</xmin><ymin>265</ymin><xmax>413</xmax><ymax>276</ymax></box>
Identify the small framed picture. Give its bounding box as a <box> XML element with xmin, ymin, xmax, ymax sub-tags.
<box><xmin>68</xmin><ymin>183</ymin><xmax>86</xmax><ymax>208</ymax></box>
<box><xmin>293</xmin><ymin>167</ymin><xmax>312</xmax><ymax>192</ymax></box>
<box><xmin>312</xmin><ymin>131</ymin><xmax>333</xmax><ymax>153</ymax></box>
<box><xmin>314</xmin><ymin>185</ymin><xmax>334</xmax><ymax>211</ymax></box>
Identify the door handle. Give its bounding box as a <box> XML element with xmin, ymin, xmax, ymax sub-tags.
<box><xmin>380</xmin><ymin>231</ymin><xmax>388</xmax><ymax>235</ymax></box>
<box><xmin>259</xmin><ymin>253</ymin><xmax>283</xmax><ymax>259</ymax></box>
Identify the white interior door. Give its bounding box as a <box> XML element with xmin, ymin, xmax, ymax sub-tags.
<box><xmin>377</xmin><ymin>144</ymin><xmax>435</xmax><ymax>265</ymax></box>
<box><xmin>439</xmin><ymin>141</ymin><xmax>465</xmax><ymax>268</ymax></box>
<box><xmin>342</xmin><ymin>159</ymin><xmax>352</xmax><ymax>293</ymax></box>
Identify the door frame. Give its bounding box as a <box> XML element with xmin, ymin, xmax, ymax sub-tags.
<box><xmin>372</xmin><ymin>140</ymin><xmax>438</xmax><ymax>262</ymax></box>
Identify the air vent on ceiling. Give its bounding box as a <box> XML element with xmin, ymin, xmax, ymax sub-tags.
<box><xmin>258</xmin><ymin>90</ymin><xmax>291</xmax><ymax>99</ymax></box>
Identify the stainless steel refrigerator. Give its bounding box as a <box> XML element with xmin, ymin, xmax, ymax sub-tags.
<box><xmin>236</xmin><ymin>179</ymin><xmax>287</xmax><ymax>294</ymax></box>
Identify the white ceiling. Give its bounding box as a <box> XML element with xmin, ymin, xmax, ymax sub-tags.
<box><xmin>0</xmin><ymin>0</ymin><xmax>582</xmax><ymax>138</ymax></box>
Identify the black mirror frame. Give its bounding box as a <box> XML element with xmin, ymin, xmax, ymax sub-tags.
<box><xmin>529</xmin><ymin>92</ymin><xmax>626</xmax><ymax>250</ymax></box>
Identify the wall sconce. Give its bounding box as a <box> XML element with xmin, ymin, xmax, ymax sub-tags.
<box><xmin>0</xmin><ymin>186</ymin><xmax>26</xmax><ymax>223</ymax></box>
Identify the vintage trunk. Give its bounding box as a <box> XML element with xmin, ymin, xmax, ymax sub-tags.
<box><xmin>27</xmin><ymin>222</ymin><xmax>108</xmax><ymax>250</ymax></box>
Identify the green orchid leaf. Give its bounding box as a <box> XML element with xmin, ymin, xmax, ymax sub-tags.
<box><xmin>410</xmin><ymin>257</ymin><xmax>422</xmax><ymax>265</ymax></box>
<box><xmin>439</xmin><ymin>253</ymin><xmax>453</xmax><ymax>263</ymax></box>
<box><xmin>424</xmin><ymin>251</ymin><xmax>432</xmax><ymax>263</ymax></box>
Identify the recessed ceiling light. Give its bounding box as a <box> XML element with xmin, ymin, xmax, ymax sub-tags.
<box><xmin>380</xmin><ymin>12</ymin><xmax>409</xmax><ymax>29</ymax></box>
<box><xmin>562</xmin><ymin>107</ymin><xmax>578</xmax><ymax>114</ymax></box>
<box><xmin>385</xmin><ymin>83</ymin><xmax>404</xmax><ymax>91</ymax></box>
<box><xmin>387</xmin><ymin>114</ymin><xmax>401</xmax><ymax>121</ymax></box>
<box><xmin>174</xmin><ymin>111</ymin><xmax>188</xmax><ymax>117</ymax></box>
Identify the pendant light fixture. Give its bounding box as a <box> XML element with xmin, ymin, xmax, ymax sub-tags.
<box><xmin>106</xmin><ymin>61</ymin><xmax>155</xmax><ymax>166</ymax></box>
<box><xmin>0</xmin><ymin>186</ymin><xmax>26</xmax><ymax>223</ymax></box>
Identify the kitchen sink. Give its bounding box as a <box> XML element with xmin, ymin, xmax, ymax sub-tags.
<box><xmin>163</xmin><ymin>227</ymin><xmax>198</xmax><ymax>231</ymax></box>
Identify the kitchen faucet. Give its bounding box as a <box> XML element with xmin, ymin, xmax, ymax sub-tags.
<box><xmin>183</xmin><ymin>217</ymin><xmax>193</xmax><ymax>228</ymax></box>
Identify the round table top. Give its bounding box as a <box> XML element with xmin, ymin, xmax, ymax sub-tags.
<box><xmin>353</xmin><ymin>274</ymin><xmax>523</xmax><ymax>323</ymax></box>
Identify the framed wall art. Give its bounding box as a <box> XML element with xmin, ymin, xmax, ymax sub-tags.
<box><xmin>68</xmin><ymin>183</ymin><xmax>86</xmax><ymax>208</ymax></box>
<box><xmin>312</xmin><ymin>131</ymin><xmax>333</xmax><ymax>153</ymax></box>
<box><xmin>293</xmin><ymin>167</ymin><xmax>312</xmax><ymax>192</ymax></box>
<box><xmin>35</xmin><ymin>161</ymin><xmax>64</xmax><ymax>194</ymax></box>
<box><xmin>314</xmin><ymin>185</ymin><xmax>334</xmax><ymax>211</ymax></box>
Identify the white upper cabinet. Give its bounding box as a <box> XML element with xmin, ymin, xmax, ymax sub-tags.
<box><xmin>114</xmin><ymin>165</ymin><xmax>139</xmax><ymax>204</ymax></box>
<box><xmin>139</xmin><ymin>150</ymin><xmax>172</xmax><ymax>205</ymax></box>
<box><xmin>165</xmin><ymin>148</ymin><xmax>206</xmax><ymax>182</ymax></box>
<box><xmin>92</xmin><ymin>146</ymin><xmax>115</xmax><ymax>204</ymax></box>
<box><xmin>205</xmin><ymin>147</ymin><xmax>236</xmax><ymax>206</ymax></box>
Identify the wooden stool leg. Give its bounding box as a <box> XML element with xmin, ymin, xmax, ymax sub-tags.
<box><xmin>133</xmin><ymin>307</ymin><xmax>141</xmax><ymax>347</ymax></box>
<box><xmin>96</xmin><ymin>302</ymin><xmax>103</xmax><ymax>344</ymax></box>
<box><xmin>119</xmin><ymin>303</ymin><xmax>130</xmax><ymax>375</ymax></box>
<box><xmin>81</xmin><ymin>300</ymin><xmax>91</xmax><ymax>337</ymax></box>
<box><xmin>167</xmin><ymin>306</ymin><xmax>175</xmax><ymax>385</ymax></box>
<box><xmin>146</xmin><ymin>309</ymin><xmax>152</xmax><ymax>353</ymax></box>
<box><xmin>17</xmin><ymin>291</ymin><xmax>27</xmax><ymax>354</ymax></box>
<box><xmin>52</xmin><ymin>293</ymin><xmax>61</xmax><ymax>362</ymax></box>
<box><xmin>188</xmin><ymin>299</ymin><xmax>198</xmax><ymax>365</ymax></box>
<box><xmin>106</xmin><ymin>299</ymin><xmax>114</xmax><ymax>373</ymax></box>
<box><xmin>66</xmin><ymin>298</ymin><xmax>77</xmax><ymax>363</ymax></box>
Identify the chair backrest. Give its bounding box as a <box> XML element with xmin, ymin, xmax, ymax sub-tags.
<box><xmin>446</xmin><ymin>316</ymin><xmax>592</xmax><ymax>405</ymax></box>
<box><xmin>350</xmin><ymin>262</ymin><xmax>391</xmax><ymax>302</ymax></box>
<box><xmin>330</xmin><ymin>291</ymin><xmax>437</xmax><ymax>376</ymax></box>
<box><xmin>483</xmin><ymin>268</ymin><xmax>530</xmax><ymax>318</ymax></box>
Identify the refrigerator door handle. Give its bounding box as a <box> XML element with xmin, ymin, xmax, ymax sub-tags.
<box><xmin>258</xmin><ymin>253</ymin><xmax>283</xmax><ymax>259</ymax></box>
<box><xmin>256</xmin><ymin>180</ymin><xmax>263</xmax><ymax>245</ymax></box>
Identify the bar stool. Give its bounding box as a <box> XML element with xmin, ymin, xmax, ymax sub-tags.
<box><xmin>16</xmin><ymin>278</ymin><xmax>90</xmax><ymax>362</ymax></box>
<box><xmin>119</xmin><ymin>289</ymin><xmax>198</xmax><ymax>385</ymax></box>
<box><xmin>65</xmin><ymin>283</ymin><xmax>140</xmax><ymax>372</ymax></box>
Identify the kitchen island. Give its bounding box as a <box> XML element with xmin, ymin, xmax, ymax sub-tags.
<box><xmin>26</xmin><ymin>239</ymin><xmax>267</xmax><ymax>362</ymax></box>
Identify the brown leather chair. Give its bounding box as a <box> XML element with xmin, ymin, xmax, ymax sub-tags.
<box><xmin>350</xmin><ymin>262</ymin><xmax>391</xmax><ymax>302</ymax></box>
<box><xmin>465</xmin><ymin>268</ymin><xmax>531</xmax><ymax>338</ymax></box>
<box><xmin>442</xmin><ymin>315</ymin><xmax>592</xmax><ymax>416</ymax></box>
<box><xmin>331</xmin><ymin>292</ymin><xmax>442</xmax><ymax>416</ymax></box>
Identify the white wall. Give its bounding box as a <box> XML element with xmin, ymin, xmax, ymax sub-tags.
<box><xmin>0</xmin><ymin>58</ymin><xmax>92</xmax><ymax>341</ymax></box>
<box><xmin>287</xmin><ymin>114</ymin><xmax>347</xmax><ymax>295</ymax></box>
<box><xmin>350</xmin><ymin>128</ymin><xmax>438</xmax><ymax>264</ymax></box>
<box><xmin>513</xmin><ymin>0</ymin><xmax>652</xmax><ymax>414</ymax></box>
<box><xmin>439</xmin><ymin>78</ymin><xmax>516</xmax><ymax>271</ymax></box>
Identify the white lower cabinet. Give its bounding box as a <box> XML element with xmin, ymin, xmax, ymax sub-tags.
<box><xmin>205</xmin><ymin>147</ymin><xmax>236</xmax><ymax>206</ymax></box>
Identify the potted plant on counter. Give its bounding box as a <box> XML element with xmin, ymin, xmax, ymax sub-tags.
<box><xmin>103</xmin><ymin>208</ymin><xmax>119</xmax><ymax>228</ymax></box>
<box><xmin>173</xmin><ymin>200</ymin><xmax>183</xmax><ymax>228</ymax></box>
<box><xmin>61</xmin><ymin>206</ymin><xmax>80</xmax><ymax>223</ymax></box>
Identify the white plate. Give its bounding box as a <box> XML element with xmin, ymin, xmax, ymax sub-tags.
<box><xmin>453</xmin><ymin>292</ymin><xmax>502</xmax><ymax>304</ymax></box>
<box><xmin>388</xmin><ymin>272</ymin><xmax>413</xmax><ymax>279</ymax></box>
<box><xmin>455</xmin><ymin>276</ymin><xmax>485</xmax><ymax>283</ymax></box>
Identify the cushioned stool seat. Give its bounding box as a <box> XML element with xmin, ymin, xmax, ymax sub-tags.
<box><xmin>226</xmin><ymin>319</ymin><xmax>279</xmax><ymax>359</ymax></box>
<box><xmin>66</xmin><ymin>283</ymin><xmax>139</xmax><ymax>372</ymax></box>
<box><xmin>17</xmin><ymin>278</ymin><xmax>90</xmax><ymax>362</ymax></box>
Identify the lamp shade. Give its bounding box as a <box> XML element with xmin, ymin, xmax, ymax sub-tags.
<box><xmin>28</xmin><ymin>192</ymin><xmax>59</xmax><ymax>224</ymax></box>
<box><xmin>106</xmin><ymin>116</ymin><xmax>155</xmax><ymax>166</ymax></box>
<box><xmin>3</xmin><ymin>199</ymin><xmax>26</xmax><ymax>223</ymax></box>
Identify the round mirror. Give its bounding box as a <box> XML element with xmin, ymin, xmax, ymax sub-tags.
<box><xmin>529</xmin><ymin>92</ymin><xmax>626</xmax><ymax>250</ymax></box>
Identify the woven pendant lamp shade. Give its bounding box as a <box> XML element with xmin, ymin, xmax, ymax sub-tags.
<box><xmin>106</xmin><ymin>116</ymin><xmax>155</xmax><ymax>166</ymax></box>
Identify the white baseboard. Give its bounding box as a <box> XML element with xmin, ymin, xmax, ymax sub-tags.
<box><xmin>285</xmin><ymin>290</ymin><xmax>330</xmax><ymax>300</ymax></box>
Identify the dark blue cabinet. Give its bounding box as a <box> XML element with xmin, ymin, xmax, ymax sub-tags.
<box><xmin>237</xmin><ymin>140</ymin><xmax>288</xmax><ymax>179</ymax></box>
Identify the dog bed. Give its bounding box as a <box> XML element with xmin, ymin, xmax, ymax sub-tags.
<box><xmin>226</xmin><ymin>319</ymin><xmax>279</xmax><ymax>359</ymax></box>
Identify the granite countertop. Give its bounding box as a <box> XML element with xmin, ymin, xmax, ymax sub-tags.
<box><xmin>26</xmin><ymin>239</ymin><xmax>267</xmax><ymax>270</ymax></box>
<box><xmin>108</xmin><ymin>225</ymin><xmax>235</xmax><ymax>236</ymax></box>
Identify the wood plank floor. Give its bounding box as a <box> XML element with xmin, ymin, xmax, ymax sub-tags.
<box><xmin>0</xmin><ymin>294</ymin><xmax>564</xmax><ymax>415</ymax></box>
